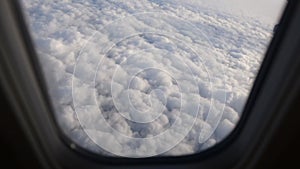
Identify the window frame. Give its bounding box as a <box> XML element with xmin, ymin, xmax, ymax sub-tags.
<box><xmin>0</xmin><ymin>0</ymin><xmax>299</xmax><ymax>168</ymax></box>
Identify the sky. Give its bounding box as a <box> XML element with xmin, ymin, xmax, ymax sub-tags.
<box><xmin>197</xmin><ymin>0</ymin><xmax>286</xmax><ymax>24</ymax></box>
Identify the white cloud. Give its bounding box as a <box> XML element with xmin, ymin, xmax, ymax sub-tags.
<box><xmin>20</xmin><ymin>0</ymin><xmax>282</xmax><ymax>157</ymax></box>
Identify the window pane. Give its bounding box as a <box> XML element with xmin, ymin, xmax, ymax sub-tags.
<box><xmin>20</xmin><ymin>0</ymin><xmax>285</xmax><ymax>157</ymax></box>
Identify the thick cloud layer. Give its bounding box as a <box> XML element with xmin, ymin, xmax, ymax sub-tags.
<box><xmin>21</xmin><ymin>0</ymin><xmax>279</xmax><ymax>157</ymax></box>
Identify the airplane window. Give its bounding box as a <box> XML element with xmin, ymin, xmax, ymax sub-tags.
<box><xmin>19</xmin><ymin>0</ymin><xmax>286</xmax><ymax>157</ymax></box>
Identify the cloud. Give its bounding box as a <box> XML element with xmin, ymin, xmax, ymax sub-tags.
<box><xmin>21</xmin><ymin>0</ymin><xmax>277</xmax><ymax>157</ymax></box>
